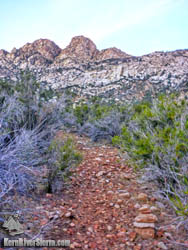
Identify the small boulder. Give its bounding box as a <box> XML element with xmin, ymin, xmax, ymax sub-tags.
<box><xmin>157</xmin><ymin>241</ymin><xmax>168</xmax><ymax>249</ymax></box>
<box><xmin>137</xmin><ymin>193</ymin><xmax>148</xmax><ymax>201</ymax></box>
<box><xmin>138</xmin><ymin>204</ymin><xmax>151</xmax><ymax>214</ymax></box>
<box><xmin>135</xmin><ymin>228</ymin><xmax>155</xmax><ymax>239</ymax></box>
<box><xmin>133</xmin><ymin>222</ymin><xmax>155</xmax><ymax>228</ymax></box>
<box><xmin>119</xmin><ymin>192</ymin><xmax>130</xmax><ymax>198</ymax></box>
<box><xmin>135</xmin><ymin>213</ymin><xmax>158</xmax><ymax>223</ymax></box>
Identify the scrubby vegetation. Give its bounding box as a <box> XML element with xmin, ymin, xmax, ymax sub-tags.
<box><xmin>0</xmin><ymin>72</ymin><xmax>81</xmax><ymax>221</ymax></box>
<box><xmin>63</xmin><ymin>91</ymin><xmax>188</xmax><ymax>229</ymax></box>
<box><xmin>1</xmin><ymin>71</ymin><xmax>188</xmax><ymax>231</ymax></box>
<box><xmin>112</xmin><ymin>94</ymin><xmax>188</xmax><ymax>229</ymax></box>
<box><xmin>47</xmin><ymin>135</ymin><xmax>82</xmax><ymax>193</ymax></box>
<box><xmin>61</xmin><ymin>98</ymin><xmax>125</xmax><ymax>141</ymax></box>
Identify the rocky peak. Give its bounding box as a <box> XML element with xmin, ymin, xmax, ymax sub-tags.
<box><xmin>19</xmin><ymin>39</ymin><xmax>61</xmax><ymax>61</ymax></box>
<box><xmin>57</xmin><ymin>35</ymin><xmax>99</xmax><ymax>62</ymax></box>
<box><xmin>11</xmin><ymin>47</ymin><xmax>17</xmax><ymax>54</ymax></box>
<box><xmin>95</xmin><ymin>47</ymin><xmax>131</xmax><ymax>61</ymax></box>
<box><xmin>6</xmin><ymin>39</ymin><xmax>61</xmax><ymax>64</ymax></box>
<box><xmin>0</xmin><ymin>49</ymin><xmax>9</xmax><ymax>57</ymax></box>
<box><xmin>4</xmin><ymin>39</ymin><xmax>62</xmax><ymax>67</ymax></box>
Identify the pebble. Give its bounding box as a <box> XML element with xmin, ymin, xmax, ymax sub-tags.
<box><xmin>135</xmin><ymin>227</ymin><xmax>155</xmax><ymax>239</ymax></box>
<box><xmin>138</xmin><ymin>204</ymin><xmax>151</xmax><ymax>214</ymax></box>
<box><xmin>114</xmin><ymin>204</ymin><xmax>120</xmax><ymax>209</ymax></box>
<box><xmin>98</xmin><ymin>154</ymin><xmax>104</xmax><ymax>157</ymax></box>
<box><xmin>46</xmin><ymin>193</ymin><xmax>53</xmax><ymax>198</ymax></box>
<box><xmin>164</xmin><ymin>232</ymin><xmax>173</xmax><ymax>239</ymax></box>
<box><xmin>107</xmin><ymin>190</ymin><xmax>114</xmax><ymax>194</ymax></box>
<box><xmin>70</xmin><ymin>242</ymin><xmax>81</xmax><ymax>248</ymax></box>
<box><xmin>129</xmin><ymin>231</ymin><xmax>137</xmax><ymax>241</ymax></box>
<box><xmin>118</xmin><ymin>189</ymin><xmax>128</xmax><ymax>193</ymax></box>
<box><xmin>121</xmin><ymin>173</ymin><xmax>134</xmax><ymax>179</ymax></box>
<box><xmin>134</xmin><ymin>244</ymin><xmax>142</xmax><ymax>250</ymax></box>
<box><xmin>53</xmin><ymin>214</ymin><xmax>59</xmax><ymax>219</ymax></box>
<box><xmin>150</xmin><ymin>206</ymin><xmax>159</xmax><ymax>212</ymax></box>
<box><xmin>96</xmin><ymin>171</ymin><xmax>105</xmax><ymax>177</ymax></box>
<box><xmin>117</xmin><ymin>199</ymin><xmax>123</xmax><ymax>204</ymax></box>
<box><xmin>119</xmin><ymin>192</ymin><xmax>130</xmax><ymax>198</ymax></box>
<box><xmin>135</xmin><ymin>213</ymin><xmax>158</xmax><ymax>223</ymax></box>
<box><xmin>137</xmin><ymin>193</ymin><xmax>148</xmax><ymax>201</ymax></box>
<box><xmin>157</xmin><ymin>241</ymin><xmax>168</xmax><ymax>249</ymax></box>
<box><xmin>107</xmin><ymin>225</ymin><xmax>113</xmax><ymax>231</ymax></box>
<box><xmin>95</xmin><ymin>157</ymin><xmax>102</xmax><ymax>161</ymax></box>
<box><xmin>134</xmin><ymin>203</ymin><xmax>141</xmax><ymax>209</ymax></box>
<box><xmin>133</xmin><ymin>222</ymin><xmax>155</xmax><ymax>228</ymax></box>
<box><xmin>117</xmin><ymin>231</ymin><xmax>125</xmax><ymax>237</ymax></box>
<box><xmin>106</xmin><ymin>234</ymin><xmax>114</xmax><ymax>239</ymax></box>
<box><xmin>141</xmin><ymin>185</ymin><xmax>150</xmax><ymax>190</ymax></box>
<box><xmin>120</xmin><ymin>244</ymin><xmax>126</xmax><ymax>248</ymax></box>
<box><xmin>36</xmin><ymin>206</ymin><xmax>44</xmax><ymax>210</ymax></box>
<box><xmin>88</xmin><ymin>227</ymin><xmax>93</xmax><ymax>233</ymax></box>
<box><xmin>65</xmin><ymin>212</ymin><xmax>71</xmax><ymax>218</ymax></box>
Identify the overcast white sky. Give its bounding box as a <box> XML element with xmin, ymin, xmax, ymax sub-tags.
<box><xmin>1</xmin><ymin>0</ymin><xmax>187</xmax><ymax>55</ymax></box>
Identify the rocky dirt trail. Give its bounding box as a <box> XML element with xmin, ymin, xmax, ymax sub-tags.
<box><xmin>38</xmin><ymin>132</ymin><xmax>187</xmax><ymax>250</ymax></box>
<box><xmin>7</xmin><ymin>132</ymin><xmax>187</xmax><ymax>250</ymax></box>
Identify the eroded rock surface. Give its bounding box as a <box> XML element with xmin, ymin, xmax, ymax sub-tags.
<box><xmin>0</xmin><ymin>35</ymin><xmax>188</xmax><ymax>102</ymax></box>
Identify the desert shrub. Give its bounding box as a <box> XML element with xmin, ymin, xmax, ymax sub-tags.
<box><xmin>60</xmin><ymin>97</ymin><xmax>119</xmax><ymax>132</ymax></box>
<box><xmin>89</xmin><ymin>103</ymin><xmax>114</xmax><ymax>120</ymax></box>
<box><xmin>0</xmin><ymin>126</ymin><xmax>50</xmax><ymax>197</ymax></box>
<box><xmin>0</xmin><ymin>72</ymin><xmax>60</xmax><ymax>133</ymax></box>
<box><xmin>47</xmin><ymin>135</ymin><xmax>82</xmax><ymax>193</ymax></box>
<box><xmin>112</xmin><ymin>93</ymin><xmax>188</xmax><ymax>229</ymax></box>
<box><xmin>64</xmin><ymin>98</ymin><xmax>130</xmax><ymax>142</ymax></box>
<box><xmin>72</xmin><ymin>101</ymin><xmax>114</xmax><ymax>126</ymax></box>
<box><xmin>0</xmin><ymin>71</ymin><xmax>65</xmax><ymax>220</ymax></box>
<box><xmin>79</xmin><ymin>112</ymin><xmax>121</xmax><ymax>142</ymax></box>
<box><xmin>73</xmin><ymin>102</ymin><xmax>89</xmax><ymax>125</ymax></box>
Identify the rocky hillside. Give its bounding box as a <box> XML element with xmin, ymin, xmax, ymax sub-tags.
<box><xmin>0</xmin><ymin>35</ymin><xmax>188</xmax><ymax>101</ymax></box>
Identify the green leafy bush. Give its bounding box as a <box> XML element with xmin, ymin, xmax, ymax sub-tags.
<box><xmin>90</xmin><ymin>103</ymin><xmax>113</xmax><ymax>120</ymax></box>
<box><xmin>112</xmin><ymin>93</ymin><xmax>188</xmax><ymax>227</ymax></box>
<box><xmin>47</xmin><ymin>135</ymin><xmax>82</xmax><ymax>193</ymax></box>
<box><xmin>73</xmin><ymin>103</ymin><xmax>89</xmax><ymax>125</ymax></box>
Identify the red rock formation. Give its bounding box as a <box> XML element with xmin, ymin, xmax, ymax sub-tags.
<box><xmin>7</xmin><ymin>39</ymin><xmax>61</xmax><ymax>63</ymax></box>
<box><xmin>22</xmin><ymin>39</ymin><xmax>61</xmax><ymax>61</ymax></box>
<box><xmin>95</xmin><ymin>47</ymin><xmax>131</xmax><ymax>61</ymax></box>
<box><xmin>57</xmin><ymin>35</ymin><xmax>99</xmax><ymax>61</ymax></box>
<box><xmin>1</xmin><ymin>36</ymin><xmax>132</xmax><ymax>67</ymax></box>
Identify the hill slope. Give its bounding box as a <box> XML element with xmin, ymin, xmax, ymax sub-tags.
<box><xmin>0</xmin><ymin>36</ymin><xmax>188</xmax><ymax>102</ymax></box>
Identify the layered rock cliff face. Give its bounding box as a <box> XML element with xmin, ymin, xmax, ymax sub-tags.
<box><xmin>0</xmin><ymin>35</ymin><xmax>188</xmax><ymax>101</ymax></box>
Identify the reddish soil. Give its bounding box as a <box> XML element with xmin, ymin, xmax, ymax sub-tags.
<box><xmin>2</xmin><ymin>132</ymin><xmax>187</xmax><ymax>250</ymax></box>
